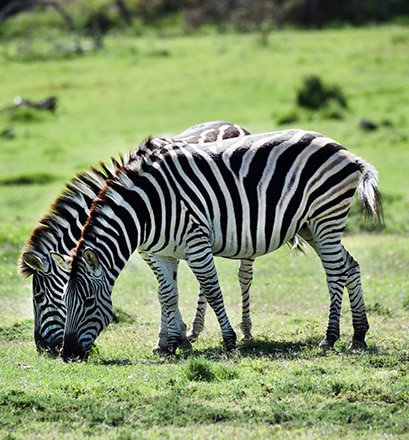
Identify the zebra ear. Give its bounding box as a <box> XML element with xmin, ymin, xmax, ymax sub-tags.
<box><xmin>50</xmin><ymin>252</ymin><xmax>71</xmax><ymax>272</ymax></box>
<box><xmin>23</xmin><ymin>251</ymin><xmax>50</xmax><ymax>273</ymax></box>
<box><xmin>82</xmin><ymin>247</ymin><xmax>101</xmax><ymax>276</ymax></box>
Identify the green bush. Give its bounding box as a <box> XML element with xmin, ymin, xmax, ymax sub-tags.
<box><xmin>297</xmin><ymin>75</ymin><xmax>347</xmax><ymax>110</ymax></box>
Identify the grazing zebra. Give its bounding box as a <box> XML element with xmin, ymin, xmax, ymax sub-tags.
<box><xmin>60</xmin><ymin>129</ymin><xmax>382</xmax><ymax>361</ymax></box>
<box><xmin>18</xmin><ymin>121</ymin><xmax>253</xmax><ymax>353</ymax></box>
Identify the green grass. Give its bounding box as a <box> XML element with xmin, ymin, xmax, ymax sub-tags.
<box><xmin>1</xmin><ymin>236</ymin><xmax>409</xmax><ymax>439</ymax></box>
<box><xmin>1</xmin><ymin>26</ymin><xmax>409</xmax><ymax>439</ymax></box>
<box><xmin>1</xmin><ymin>26</ymin><xmax>408</xmax><ymax>243</ymax></box>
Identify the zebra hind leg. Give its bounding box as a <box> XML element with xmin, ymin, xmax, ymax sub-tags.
<box><xmin>188</xmin><ymin>258</ymin><xmax>254</xmax><ymax>343</ymax></box>
<box><xmin>152</xmin><ymin>306</ymin><xmax>169</xmax><ymax>354</ymax></box>
<box><xmin>238</xmin><ymin>258</ymin><xmax>254</xmax><ymax>340</ymax></box>
<box><xmin>342</xmin><ymin>245</ymin><xmax>369</xmax><ymax>351</ymax></box>
<box><xmin>299</xmin><ymin>228</ymin><xmax>347</xmax><ymax>350</ymax></box>
<box><xmin>319</xmin><ymin>242</ymin><xmax>349</xmax><ymax>350</ymax></box>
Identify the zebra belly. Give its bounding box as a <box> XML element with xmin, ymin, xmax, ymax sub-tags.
<box><xmin>210</xmin><ymin>225</ymin><xmax>299</xmax><ymax>259</ymax></box>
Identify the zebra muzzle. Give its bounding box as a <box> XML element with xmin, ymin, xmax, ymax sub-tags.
<box><xmin>35</xmin><ymin>330</ymin><xmax>62</xmax><ymax>356</ymax></box>
<box><xmin>60</xmin><ymin>333</ymin><xmax>90</xmax><ymax>362</ymax></box>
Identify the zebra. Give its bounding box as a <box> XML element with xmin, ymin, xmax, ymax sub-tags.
<box><xmin>18</xmin><ymin>121</ymin><xmax>254</xmax><ymax>353</ymax></box>
<box><xmin>60</xmin><ymin>129</ymin><xmax>382</xmax><ymax>361</ymax></box>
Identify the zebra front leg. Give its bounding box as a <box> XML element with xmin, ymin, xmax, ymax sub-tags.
<box><xmin>238</xmin><ymin>258</ymin><xmax>254</xmax><ymax>340</ymax></box>
<box><xmin>152</xmin><ymin>306</ymin><xmax>169</xmax><ymax>354</ymax></box>
<box><xmin>342</xmin><ymin>246</ymin><xmax>369</xmax><ymax>350</ymax></box>
<box><xmin>187</xmin><ymin>290</ymin><xmax>207</xmax><ymax>342</ymax></box>
<box><xmin>142</xmin><ymin>253</ymin><xmax>191</xmax><ymax>355</ymax></box>
<box><xmin>187</xmin><ymin>244</ymin><xmax>236</xmax><ymax>352</ymax></box>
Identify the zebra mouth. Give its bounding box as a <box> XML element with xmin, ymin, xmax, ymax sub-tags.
<box><xmin>36</xmin><ymin>343</ymin><xmax>61</xmax><ymax>357</ymax></box>
<box><xmin>35</xmin><ymin>333</ymin><xmax>63</xmax><ymax>357</ymax></box>
<box><xmin>60</xmin><ymin>332</ymin><xmax>91</xmax><ymax>362</ymax></box>
<box><xmin>60</xmin><ymin>350</ymin><xmax>90</xmax><ymax>363</ymax></box>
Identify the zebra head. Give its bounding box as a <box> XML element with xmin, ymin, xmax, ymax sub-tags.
<box><xmin>61</xmin><ymin>246</ymin><xmax>113</xmax><ymax>362</ymax></box>
<box><xmin>21</xmin><ymin>251</ymin><xmax>68</xmax><ymax>354</ymax></box>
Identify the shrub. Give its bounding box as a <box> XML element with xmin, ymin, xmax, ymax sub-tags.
<box><xmin>296</xmin><ymin>75</ymin><xmax>347</xmax><ymax>110</ymax></box>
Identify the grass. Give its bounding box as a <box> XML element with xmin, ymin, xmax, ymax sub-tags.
<box><xmin>0</xmin><ymin>25</ymin><xmax>409</xmax><ymax>438</ymax></box>
<box><xmin>1</xmin><ymin>236</ymin><xmax>409</xmax><ymax>439</ymax></box>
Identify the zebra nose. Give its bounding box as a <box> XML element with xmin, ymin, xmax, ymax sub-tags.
<box><xmin>60</xmin><ymin>333</ymin><xmax>88</xmax><ymax>362</ymax></box>
<box><xmin>35</xmin><ymin>330</ymin><xmax>62</xmax><ymax>355</ymax></box>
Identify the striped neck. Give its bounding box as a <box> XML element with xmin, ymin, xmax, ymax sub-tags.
<box><xmin>76</xmin><ymin>170</ymin><xmax>151</xmax><ymax>277</ymax></box>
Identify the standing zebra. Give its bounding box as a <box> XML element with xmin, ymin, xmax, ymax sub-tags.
<box><xmin>18</xmin><ymin>121</ymin><xmax>254</xmax><ymax>353</ymax></box>
<box><xmin>60</xmin><ymin>129</ymin><xmax>382</xmax><ymax>361</ymax></box>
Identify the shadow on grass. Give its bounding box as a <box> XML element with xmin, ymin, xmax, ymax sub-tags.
<box><xmin>95</xmin><ymin>332</ymin><xmax>389</xmax><ymax>366</ymax></box>
<box><xmin>38</xmin><ymin>336</ymin><xmax>385</xmax><ymax>367</ymax></box>
<box><xmin>95</xmin><ymin>335</ymin><xmax>328</xmax><ymax>366</ymax></box>
<box><xmin>189</xmin><ymin>336</ymin><xmax>323</xmax><ymax>361</ymax></box>
<box><xmin>0</xmin><ymin>173</ymin><xmax>57</xmax><ymax>186</ymax></box>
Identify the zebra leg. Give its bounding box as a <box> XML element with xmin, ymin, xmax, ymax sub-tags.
<box><xmin>299</xmin><ymin>228</ymin><xmax>347</xmax><ymax>349</ymax></box>
<box><xmin>188</xmin><ymin>257</ymin><xmax>254</xmax><ymax>343</ymax></box>
<box><xmin>187</xmin><ymin>258</ymin><xmax>254</xmax><ymax>342</ymax></box>
<box><xmin>342</xmin><ymin>245</ymin><xmax>369</xmax><ymax>350</ymax></box>
<box><xmin>238</xmin><ymin>258</ymin><xmax>254</xmax><ymax>340</ymax></box>
<box><xmin>187</xmin><ymin>290</ymin><xmax>207</xmax><ymax>343</ymax></box>
<box><xmin>153</xmin><ymin>306</ymin><xmax>169</xmax><ymax>353</ymax></box>
<box><xmin>186</xmin><ymin>243</ymin><xmax>237</xmax><ymax>352</ymax></box>
<box><xmin>319</xmin><ymin>256</ymin><xmax>347</xmax><ymax>349</ymax></box>
<box><xmin>140</xmin><ymin>253</ymin><xmax>191</xmax><ymax>355</ymax></box>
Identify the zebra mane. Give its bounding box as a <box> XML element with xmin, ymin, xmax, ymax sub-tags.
<box><xmin>19</xmin><ymin>132</ymin><xmax>215</xmax><ymax>277</ymax></box>
<box><xmin>19</xmin><ymin>137</ymin><xmax>178</xmax><ymax>277</ymax></box>
<box><xmin>105</xmin><ymin>137</ymin><xmax>185</xmax><ymax>178</ymax></box>
<box><xmin>18</xmin><ymin>166</ymin><xmax>112</xmax><ymax>278</ymax></box>
<box><xmin>76</xmin><ymin>138</ymin><xmax>186</xmax><ymax>244</ymax></box>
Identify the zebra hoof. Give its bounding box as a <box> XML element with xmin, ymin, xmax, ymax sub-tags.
<box><xmin>223</xmin><ymin>335</ymin><xmax>237</xmax><ymax>352</ymax></box>
<box><xmin>240</xmin><ymin>324</ymin><xmax>252</xmax><ymax>341</ymax></box>
<box><xmin>349</xmin><ymin>339</ymin><xmax>368</xmax><ymax>352</ymax></box>
<box><xmin>187</xmin><ymin>331</ymin><xmax>199</xmax><ymax>343</ymax></box>
<box><xmin>318</xmin><ymin>338</ymin><xmax>336</xmax><ymax>350</ymax></box>
<box><xmin>179</xmin><ymin>337</ymin><xmax>193</xmax><ymax>351</ymax></box>
<box><xmin>152</xmin><ymin>345</ymin><xmax>173</xmax><ymax>356</ymax></box>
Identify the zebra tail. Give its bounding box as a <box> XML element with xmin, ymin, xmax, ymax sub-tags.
<box><xmin>286</xmin><ymin>235</ymin><xmax>309</xmax><ymax>255</ymax></box>
<box><xmin>356</xmin><ymin>157</ymin><xmax>384</xmax><ymax>229</ymax></box>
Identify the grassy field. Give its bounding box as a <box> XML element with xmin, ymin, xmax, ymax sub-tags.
<box><xmin>0</xmin><ymin>25</ymin><xmax>409</xmax><ymax>439</ymax></box>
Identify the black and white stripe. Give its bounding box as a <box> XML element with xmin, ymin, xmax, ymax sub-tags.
<box><xmin>18</xmin><ymin>170</ymin><xmax>108</xmax><ymax>353</ymax></box>
<box><xmin>18</xmin><ymin>121</ymin><xmax>252</xmax><ymax>353</ymax></box>
<box><xmin>61</xmin><ymin>129</ymin><xmax>382</xmax><ymax>361</ymax></box>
